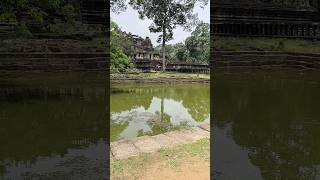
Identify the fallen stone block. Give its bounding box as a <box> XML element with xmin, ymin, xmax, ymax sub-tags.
<box><xmin>111</xmin><ymin>140</ymin><xmax>140</xmax><ymax>160</ymax></box>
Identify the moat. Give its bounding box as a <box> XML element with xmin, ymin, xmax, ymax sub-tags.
<box><xmin>110</xmin><ymin>83</ymin><xmax>210</xmax><ymax>142</ymax></box>
<box><xmin>213</xmin><ymin>69</ymin><xmax>320</xmax><ymax>179</ymax></box>
<box><xmin>0</xmin><ymin>72</ymin><xmax>108</xmax><ymax>179</ymax></box>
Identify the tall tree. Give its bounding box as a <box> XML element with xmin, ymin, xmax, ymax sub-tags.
<box><xmin>111</xmin><ymin>0</ymin><xmax>127</xmax><ymax>14</ymax></box>
<box><xmin>129</xmin><ymin>0</ymin><xmax>208</xmax><ymax>71</ymax></box>
<box><xmin>185</xmin><ymin>22</ymin><xmax>209</xmax><ymax>63</ymax></box>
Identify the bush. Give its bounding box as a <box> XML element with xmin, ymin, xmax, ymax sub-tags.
<box><xmin>277</xmin><ymin>40</ymin><xmax>285</xmax><ymax>50</ymax></box>
<box><xmin>15</xmin><ymin>23</ymin><xmax>32</xmax><ymax>38</ymax></box>
<box><xmin>48</xmin><ymin>23</ymin><xmax>61</xmax><ymax>33</ymax></box>
<box><xmin>110</xmin><ymin>45</ymin><xmax>133</xmax><ymax>73</ymax></box>
<box><xmin>0</xmin><ymin>11</ymin><xmax>16</xmax><ymax>22</ymax></box>
<box><xmin>61</xmin><ymin>4</ymin><xmax>76</xmax><ymax>24</ymax></box>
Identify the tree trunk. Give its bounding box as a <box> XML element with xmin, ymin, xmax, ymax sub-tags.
<box><xmin>160</xmin><ymin>97</ymin><xmax>164</xmax><ymax>121</ymax></box>
<box><xmin>162</xmin><ymin>21</ymin><xmax>166</xmax><ymax>71</ymax></box>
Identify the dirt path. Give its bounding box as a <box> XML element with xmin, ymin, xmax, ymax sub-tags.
<box><xmin>111</xmin><ymin>138</ymin><xmax>210</xmax><ymax>180</ymax></box>
<box><xmin>112</xmin><ymin>156</ymin><xmax>210</xmax><ymax>180</ymax></box>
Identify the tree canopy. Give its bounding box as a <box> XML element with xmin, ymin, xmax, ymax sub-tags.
<box><xmin>155</xmin><ymin>22</ymin><xmax>209</xmax><ymax>64</ymax></box>
<box><xmin>185</xmin><ymin>22</ymin><xmax>210</xmax><ymax>63</ymax></box>
<box><xmin>0</xmin><ymin>0</ymin><xmax>78</xmax><ymax>37</ymax></box>
<box><xmin>111</xmin><ymin>0</ymin><xmax>127</xmax><ymax>14</ymax></box>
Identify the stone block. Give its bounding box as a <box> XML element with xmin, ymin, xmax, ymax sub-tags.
<box><xmin>164</xmin><ymin>130</ymin><xmax>195</xmax><ymax>144</ymax></box>
<box><xmin>199</xmin><ymin>124</ymin><xmax>210</xmax><ymax>132</ymax></box>
<box><xmin>181</xmin><ymin>127</ymin><xmax>210</xmax><ymax>141</ymax></box>
<box><xmin>151</xmin><ymin>134</ymin><xmax>179</xmax><ymax>148</ymax></box>
<box><xmin>132</xmin><ymin>136</ymin><xmax>162</xmax><ymax>153</ymax></box>
<box><xmin>111</xmin><ymin>140</ymin><xmax>140</xmax><ymax>160</ymax></box>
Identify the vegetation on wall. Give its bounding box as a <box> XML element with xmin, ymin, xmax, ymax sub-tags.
<box><xmin>213</xmin><ymin>36</ymin><xmax>320</xmax><ymax>53</ymax></box>
<box><xmin>0</xmin><ymin>0</ymin><xmax>78</xmax><ymax>38</ymax></box>
<box><xmin>110</xmin><ymin>20</ymin><xmax>137</xmax><ymax>73</ymax></box>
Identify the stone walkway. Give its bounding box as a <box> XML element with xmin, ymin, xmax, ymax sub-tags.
<box><xmin>110</xmin><ymin>124</ymin><xmax>210</xmax><ymax>162</ymax></box>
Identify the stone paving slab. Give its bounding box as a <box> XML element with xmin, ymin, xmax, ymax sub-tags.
<box><xmin>199</xmin><ymin>124</ymin><xmax>210</xmax><ymax>132</ymax></box>
<box><xmin>151</xmin><ymin>134</ymin><xmax>179</xmax><ymax>148</ymax></box>
<box><xmin>132</xmin><ymin>136</ymin><xmax>162</xmax><ymax>153</ymax></box>
<box><xmin>111</xmin><ymin>124</ymin><xmax>210</xmax><ymax>161</ymax></box>
<box><xmin>180</xmin><ymin>127</ymin><xmax>210</xmax><ymax>141</ymax></box>
<box><xmin>111</xmin><ymin>140</ymin><xmax>140</xmax><ymax>160</ymax></box>
<box><xmin>164</xmin><ymin>130</ymin><xmax>196</xmax><ymax>144</ymax></box>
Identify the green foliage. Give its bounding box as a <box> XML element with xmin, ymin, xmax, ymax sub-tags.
<box><xmin>186</xmin><ymin>22</ymin><xmax>210</xmax><ymax>63</ymax></box>
<box><xmin>171</xmin><ymin>43</ymin><xmax>188</xmax><ymax>62</ymax></box>
<box><xmin>0</xmin><ymin>0</ymin><xmax>78</xmax><ymax>37</ymax></box>
<box><xmin>111</xmin><ymin>0</ymin><xmax>127</xmax><ymax>14</ymax></box>
<box><xmin>30</xmin><ymin>7</ymin><xmax>47</xmax><ymax>24</ymax></box>
<box><xmin>110</xmin><ymin>20</ymin><xmax>134</xmax><ymax>56</ymax></box>
<box><xmin>16</xmin><ymin>23</ymin><xmax>33</xmax><ymax>38</ymax></box>
<box><xmin>0</xmin><ymin>11</ymin><xmax>16</xmax><ymax>22</ymax></box>
<box><xmin>154</xmin><ymin>22</ymin><xmax>209</xmax><ymax>64</ymax></box>
<box><xmin>111</xmin><ymin>45</ymin><xmax>132</xmax><ymax>72</ymax></box>
<box><xmin>48</xmin><ymin>23</ymin><xmax>60</xmax><ymax>33</ymax></box>
<box><xmin>61</xmin><ymin>4</ymin><xmax>76</xmax><ymax>24</ymax></box>
<box><xmin>129</xmin><ymin>0</ymin><xmax>207</xmax><ymax>43</ymax></box>
<box><xmin>38</xmin><ymin>0</ymin><xmax>61</xmax><ymax>10</ymax></box>
<box><xmin>110</xmin><ymin>20</ymin><xmax>136</xmax><ymax>73</ymax></box>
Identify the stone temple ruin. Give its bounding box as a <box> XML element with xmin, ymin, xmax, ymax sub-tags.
<box><xmin>119</xmin><ymin>31</ymin><xmax>209</xmax><ymax>73</ymax></box>
<box><xmin>118</xmin><ymin>31</ymin><xmax>163</xmax><ymax>71</ymax></box>
<box><xmin>212</xmin><ymin>0</ymin><xmax>320</xmax><ymax>38</ymax></box>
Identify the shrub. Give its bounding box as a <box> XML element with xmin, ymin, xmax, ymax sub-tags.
<box><xmin>15</xmin><ymin>23</ymin><xmax>32</xmax><ymax>38</ymax></box>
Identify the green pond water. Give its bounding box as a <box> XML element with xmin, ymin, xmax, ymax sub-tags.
<box><xmin>0</xmin><ymin>72</ymin><xmax>108</xmax><ymax>179</ymax></box>
<box><xmin>110</xmin><ymin>83</ymin><xmax>210</xmax><ymax>142</ymax></box>
<box><xmin>213</xmin><ymin>69</ymin><xmax>320</xmax><ymax>180</ymax></box>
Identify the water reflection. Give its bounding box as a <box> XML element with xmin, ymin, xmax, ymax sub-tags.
<box><xmin>111</xmin><ymin>84</ymin><xmax>210</xmax><ymax>141</ymax></box>
<box><xmin>213</xmin><ymin>70</ymin><xmax>320</xmax><ymax>180</ymax></box>
<box><xmin>0</xmin><ymin>72</ymin><xmax>108</xmax><ymax>179</ymax></box>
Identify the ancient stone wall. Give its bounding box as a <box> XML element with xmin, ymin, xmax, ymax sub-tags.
<box><xmin>212</xmin><ymin>0</ymin><xmax>320</xmax><ymax>38</ymax></box>
<box><xmin>0</xmin><ymin>36</ymin><xmax>107</xmax><ymax>71</ymax></box>
<box><xmin>0</xmin><ymin>53</ymin><xmax>107</xmax><ymax>71</ymax></box>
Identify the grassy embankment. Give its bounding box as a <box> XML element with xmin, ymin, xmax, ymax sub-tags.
<box><xmin>214</xmin><ymin>36</ymin><xmax>320</xmax><ymax>53</ymax></box>
<box><xmin>111</xmin><ymin>138</ymin><xmax>210</xmax><ymax>180</ymax></box>
<box><xmin>111</xmin><ymin>72</ymin><xmax>210</xmax><ymax>79</ymax></box>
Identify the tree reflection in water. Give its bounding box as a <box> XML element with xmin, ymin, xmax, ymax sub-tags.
<box><xmin>214</xmin><ymin>70</ymin><xmax>320</xmax><ymax>180</ymax></box>
<box><xmin>111</xmin><ymin>84</ymin><xmax>210</xmax><ymax>141</ymax></box>
<box><xmin>0</xmin><ymin>72</ymin><xmax>108</xmax><ymax>179</ymax></box>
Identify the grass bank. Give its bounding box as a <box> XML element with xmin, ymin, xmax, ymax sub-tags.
<box><xmin>214</xmin><ymin>36</ymin><xmax>320</xmax><ymax>53</ymax></box>
<box><xmin>111</xmin><ymin>138</ymin><xmax>210</xmax><ymax>180</ymax></box>
<box><xmin>111</xmin><ymin>72</ymin><xmax>210</xmax><ymax>82</ymax></box>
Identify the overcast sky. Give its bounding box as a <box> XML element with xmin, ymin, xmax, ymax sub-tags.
<box><xmin>111</xmin><ymin>2</ymin><xmax>210</xmax><ymax>46</ymax></box>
